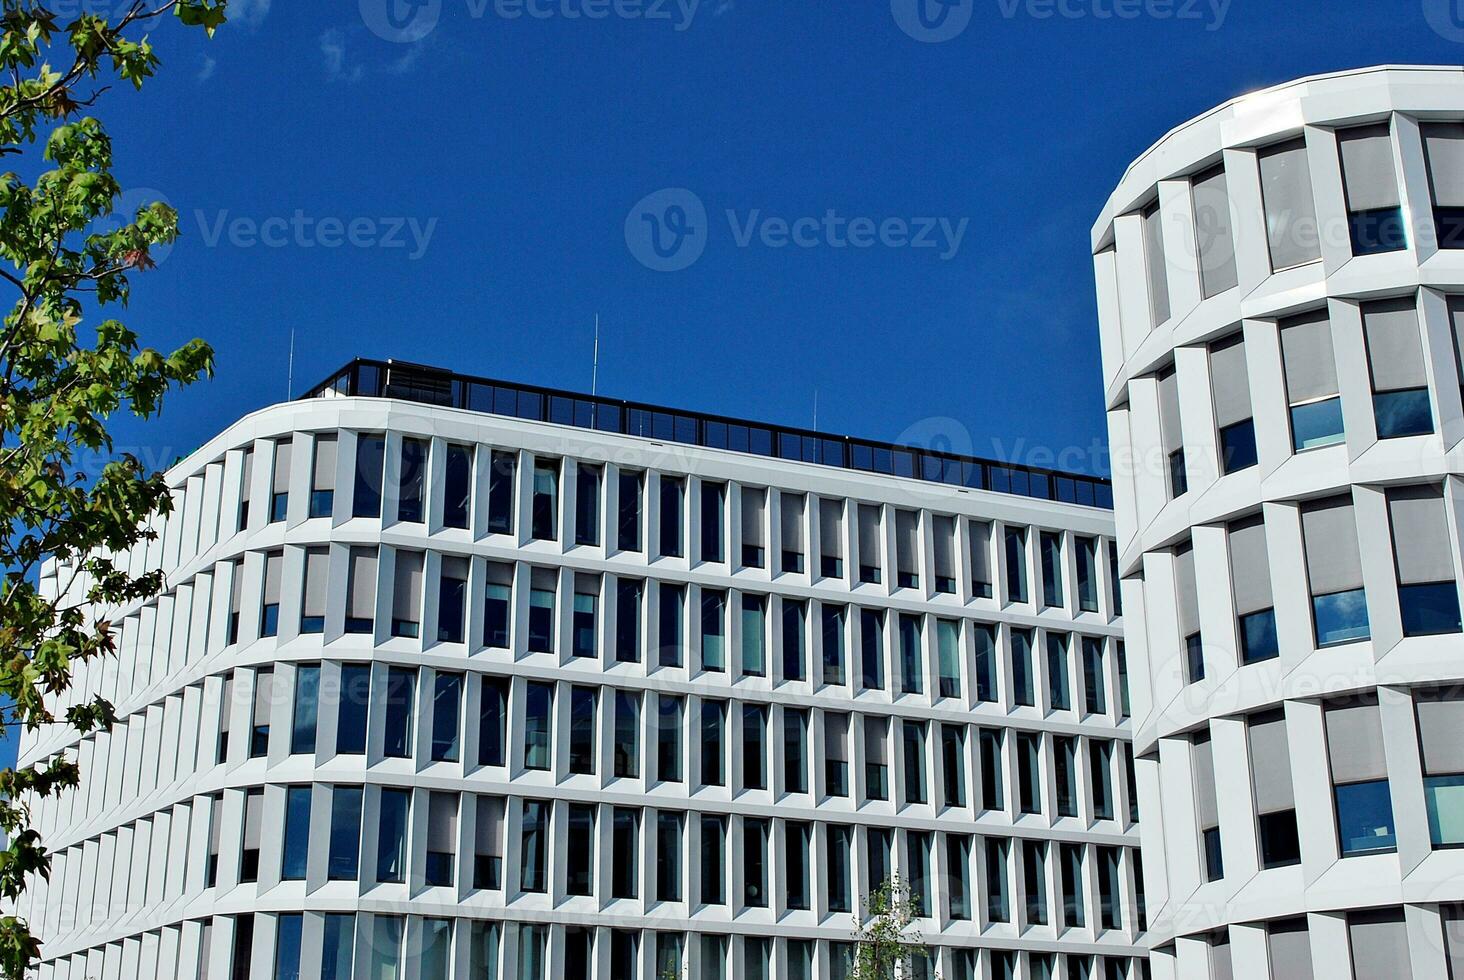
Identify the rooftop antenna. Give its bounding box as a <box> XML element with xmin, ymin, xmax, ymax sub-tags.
<box><xmin>813</xmin><ymin>388</ymin><xmax>819</xmax><ymax>430</ymax></box>
<box><xmin>591</xmin><ymin>314</ymin><xmax>601</xmax><ymax>396</ymax></box>
<box><xmin>287</xmin><ymin>329</ymin><xmax>296</xmax><ymax>399</ymax></box>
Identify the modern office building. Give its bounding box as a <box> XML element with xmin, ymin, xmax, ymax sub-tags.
<box><xmin>1093</xmin><ymin>65</ymin><xmax>1464</xmax><ymax>979</ymax></box>
<box><xmin>17</xmin><ymin>358</ymin><xmax>1140</xmax><ymax>979</ymax></box>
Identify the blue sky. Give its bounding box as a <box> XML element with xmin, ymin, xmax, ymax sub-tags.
<box><xmin>87</xmin><ymin>0</ymin><xmax>1463</xmax><ymax>480</ymax></box>
<box><xmin>11</xmin><ymin>0</ymin><xmax>1458</xmax><ymax>771</ymax></box>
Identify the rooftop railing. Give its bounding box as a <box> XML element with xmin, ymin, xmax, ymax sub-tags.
<box><xmin>302</xmin><ymin>358</ymin><xmax>1113</xmax><ymax>510</ymax></box>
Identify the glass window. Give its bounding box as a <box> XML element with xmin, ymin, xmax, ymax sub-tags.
<box><xmin>658</xmin><ymin>695</ymin><xmax>684</xmax><ymax>784</ymax></box>
<box><xmin>1338</xmin><ymin>122</ymin><xmax>1406</xmax><ymax>255</ymax></box>
<box><xmin>1302</xmin><ymin>497</ymin><xmax>1370</xmax><ymax>646</ymax></box>
<box><xmin>615</xmin><ymin>579</ymin><xmax>642</xmax><ymax>663</ymax></box>
<box><xmin>1193</xmin><ymin>163</ymin><xmax>1238</xmax><ymax>296</ymax></box>
<box><xmin>612</xmin><ymin>807</ymin><xmax>639</xmax><ymax>898</ymax></box>
<box><xmin>618</xmin><ymin>471</ymin><xmax>642</xmax><ymax>552</ymax></box>
<box><xmin>336</xmin><ymin>664</ymin><xmax>370</xmax><ymax>755</ymax></box>
<box><xmin>390</xmin><ymin>550</ymin><xmax>422</xmax><ymax>638</ymax></box>
<box><xmin>1326</xmin><ymin>698</ymin><xmax>1396</xmax><ymax>856</ymax></box>
<box><xmin>741</xmin><ymin>594</ymin><xmax>766</xmax><ymax>676</ymax></box>
<box><xmin>823</xmin><ymin>604</ymin><xmax>847</xmax><ymax>685</ymax></box>
<box><xmin>310</xmin><ymin>434</ymin><xmax>337</xmax><ymax>519</ymax></box>
<box><xmin>575</xmin><ymin>464</ymin><xmax>601</xmax><ymax>545</ymax></box>
<box><xmin>1364</xmin><ymin>298</ymin><xmax>1433</xmax><ymax>438</ymax></box>
<box><xmin>321</xmin><ymin>914</ymin><xmax>354</xmax><ymax>980</ymax></box>
<box><xmin>382</xmin><ymin>667</ymin><xmax>415</xmax><ymax>759</ymax></box>
<box><xmin>484</xmin><ymin>564</ymin><xmax>512</xmax><ymax>648</ymax></box>
<box><xmin>656</xmin><ymin>812</ymin><xmax>683</xmax><ymax>901</ymax></box>
<box><xmin>701</xmin><ymin>699</ymin><xmax>725</xmax><ymax>787</ymax></box>
<box><xmin>520</xmin><ymin>801</ymin><xmax>548</xmax><ymax>892</ymax></box>
<box><xmin>443</xmin><ymin>444</ymin><xmax>471</xmax><ymax>529</ymax></box>
<box><xmin>1004</xmin><ymin>526</ymin><xmax>1028</xmax><ymax>603</ymax></box>
<box><xmin>1017</xmin><ymin>732</ymin><xmax>1042</xmax><ymax>814</ymax></box>
<box><xmin>352</xmin><ymin>435</ymin><xmax>385</xmax><ymax>519</ymax></box>
<box><xmin>487</xmin><ymin>450</ymin><xmax>516</xmax><ymax>535</ymax></box>
<box><xmin>980</xmin><ymin>728</ymin><xmax>1004</xmax><ymax>811</ymax></box>
<box><xmin>1282</xmin><ymin>310</ymin><xmax>1345</xmax><ymax>452</ymax></box>
<box><xmin>1141</xmin><ymin>199</ymin><xmax>1171</xmax><ymax>325</ymax></box>
<box><xmin>328</xmin><ymin>786</ymin><xmax>362</xmax><ymax>881</ymax></box>
<box><xmin>1423</xmin><ymin>122</ymin><xmax>1464</xmax><ymax>248</ymax></box>
<box><xmin>430</xmin><ymin>672</ymin><xmax>461</xmax><ymax>762</ymax></box>
<box><xmin>1047</xmin><ymin>632</ymin><xmax>1071</xmax><ymax>711</ymax></box>
<box><xmin>478</xmin><ymin>677</ymin><xmax>508</xmax><ymax>767</ymax></box>
<box><xmin>860</xmin><ymin>608</ymin><xmax>885</xmax><ymax>691</ymax></box>
<box><xmin>570</xmin><ymin>686</ymin><xmax>596</xmax><ymax>776</ymax></box>
<box><xmin>614</xmin><ymin>691</ymin><xmax>641</xmax><ymax>779</ymax></box>
<box><xmin>941</xmin><ymin>724</ymin><xmax>966</xmax><ymax>808</ymax></box>
<box><xmin>396</xmin><ymin>438</ymin><xmax>427</xmax><ymax>523</ymax></box>
<box><xmin>1388</xmin><ymin>485</ymin><xmax>1461</xmax><ymax>637</ymax></box>
<box><xmin>531</xmin><ymin>459</ymin><xmax>559</xmax><ymax>540</ymax></box>
<box><xmin>659</xmin><ymin>582</ymin><xmax>684</xmax><ymax>667</ymax></box>
<box><xmin>700</xmin><ymin>815</ymin><xmax>726</xmax><ymax>905</ymax></box>
<box><xmin>701</xmin><ymin>482</ymin><xmax>726</xmax><ymax>563</ymax></box>
<box><xmin>1011</xmin><ymin>628</ymin><xmax>1035</xmax><ymax>706</ymax></box>
<box><xmin>291</xmin><ymin>665</ymin><xmax>319</xmax><ymax>755</ymax></box>
<box><xmin>1416</xmin><ymin>689</ymin><xmax>1464</xmax><ymax>847</ymax></box>
<box><xmin>903</xmin><ymin>721</ymin><xmax>928</xmax><ymax>805</ymax></box>
<box><xmin>524</xmin><ymin>682</ymin><xmax>553</xmax><ymax>771</ymax></box>
<box><xmin>300</xmin><ymin>548</ymin><xmax>329</xmax><ymax>634</ymax></box>
<box><xmin>281</xmin><ymin>785</ymin><xmax>311</xmax><ymax>881</ymax></box>
<box><xmin>660</xmin><ymin>476</ymin><xmax>684</xmax><ymax>557</ymax></box>
<box><xmin>742</xmin><ymin>704</ymin><xmax>766</xmax><ymax>791</ymax></box>
<box><xmin>573</xmin><ymin>586</ymin><xmax>597</xmax><ymax>659</ymax></box>
<box><xmin>782</xmin><ymin>599</ymin><xmax>806</xmax><ymax>681</ymax></box>
<box><xmin>528</xmin><ymin>582</ymin><xmax>555</xmax><ymax>653</ymax></box>
<box><xmin>1041</xmin><ymin>531</ymin><xmax>1064</xmax><ymax>607</ymax></box>
<box><xmin>437</xmin><ymin>558</ymin><xmax>467</xmax><ymax>643</ymax></box>
<box><xmin>743</xmin><ymin>818</ymin><xmax>769</xmax><ymax>907</ymax></box>
<box><xmin>1259</xmin><ymin>138</ymin><xmax>1320</xmax><ymax>270</ymax></box>
<box><xmin>566</xmin><ymin>804</ymin><xmax>595</xmax><ymax>896</ymax></box>
<box><xmin>701</xmin><ymin>589</ymin><xmax>726</xmax><ymax>671</ymax></box>
<box><xmin>375</xmin><ymin>788</ymin><xmax>409</xmax><ymax>883</ymax></box>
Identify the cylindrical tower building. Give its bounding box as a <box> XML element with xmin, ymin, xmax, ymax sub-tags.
<box><xmin>1093</xmin><ymin>65</ymin><xmax>1464</xmax><ymax>980</ymax></box>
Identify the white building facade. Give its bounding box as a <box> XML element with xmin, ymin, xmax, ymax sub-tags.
<box><xmin>1092</xmin><ymin>65</ymin><xmax>1464</xmax><ymax>980</ymax></box>
<box><xmin>18</xmin><ymin>359</ymin><xmax>1140</xmax><ymax>980</ymax></box>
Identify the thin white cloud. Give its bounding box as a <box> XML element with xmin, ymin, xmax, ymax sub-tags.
<box><xmin>231</xmin><ymin>0</ymin><xmax>271</xmax><ymax>28</ymax></box>
<box><xmin>385</xmin><ymin>40</ymin><xmax>429</xmax><ymax>76</ymax></box>
<box><xmin>197</xmin><ymin>54</ymin><xmax>217</xmax><ymax>83</ymax></box>
<box><xmin>320</xmin><ymin>28</ymin><xmax>363</xmax><ymax>83</ymax></box>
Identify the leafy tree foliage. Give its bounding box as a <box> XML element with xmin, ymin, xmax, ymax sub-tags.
<box><xmin>0</xmin><ymin>1</ymin><xmax>224</xmax><ymax>974</ymax></box>
<box><xmin>851</xmin><ymin>875</ymin><xmax>936</xmax><ymax>979</ymax></box>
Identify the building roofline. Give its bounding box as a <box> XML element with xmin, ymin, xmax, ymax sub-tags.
<box><xmin>299</xmin><ymin>358</ymin><xmax>1114</xmax><ymax>510</ymax></box>
<box><xmin>1092</xmin><ymin>64</ymin><xmax>1464</xmax><ymax>235</ymax></box>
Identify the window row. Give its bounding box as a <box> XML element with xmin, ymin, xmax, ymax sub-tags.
<box><xmin>44</xmin><ymin>912</ymin><xmax>1149</xmax><ymax>980</ymax></box>
<box><xmin>207</xmin><ymin>548</ymin><xmax>1131</xmax><ymax>712</ymax></box>
<box><xmin>1186</xmin><ymin>688</ymin><xmax>1464</xmax><ymax>890</ymax></box>
<box><xmin>69</xmin><ymin>784</ymin><xmax>1142</xmax><ymax>935</ymax></box>
<box><xmin>224</xmin><ymin>430</ymin><xmax>1118</xmax><ymax>616</ymax></box>
<box><xmin>1169</xmin><ymin>483</ymin><xmax>1461</xmax><ymax>692</ymax></box>
<box><xmin>1132</xmin><ymin>116</ymin><xmax>1464</xmax><ymax>334</ymax></box>
<box><xmin>1153</xmin><ymin>293</ymin><xmax>1464</xmax><ymax>501</ymax></box>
